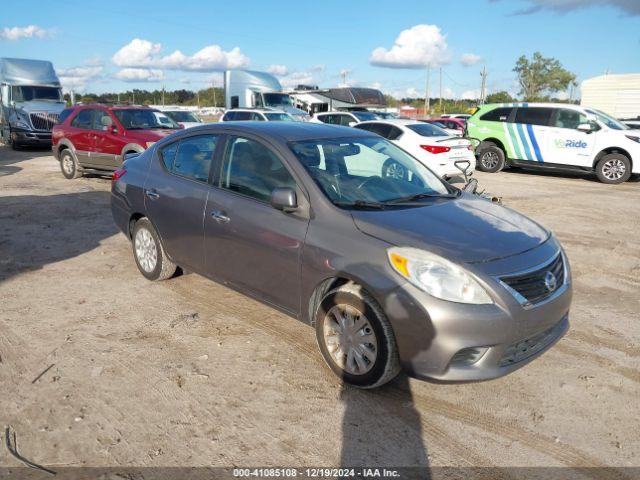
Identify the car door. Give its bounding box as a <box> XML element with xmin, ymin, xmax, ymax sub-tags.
<box><xmin>545</xmin><ymin>108</ymin><xmax>598</xmax><ymax>167</ymax></box>
<box><xmin>510</xmin><ymin>107</ymin><xmax>553</xmax><ymax>163</ymax></box>
<box><xmin>144</xmin><ymin>134</ymin><xmax>220</xmax><ymax>271</ymax></box>
<box><xmin>68</xmin><ymin>109</ymin><xmax>96</xmax><ymax>164</ymax></box>
<box><xmin>91</xmin><ymin>109</ymin><xmax>122</xmax><ymax>168</ymax></box>
<box><xmin>204</xmin><ymin>134</ymin><xmax>309</xmax><ymax>314</ymax></box>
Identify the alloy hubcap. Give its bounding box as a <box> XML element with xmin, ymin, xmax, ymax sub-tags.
<box><xmin>385</xmin><ymin>162</ymin><xmax>406</xmax><ymax>180</ymax></box>
<box><xmin>602</xmin><ymin>159</ymin><xmax>626</xmax><ymax>180</ymax></box>
<box><xmin>482</xmin><ymin>151</ymin><xmax>499</xmax><ymax>169</ymax></box>
<box><xmin>62</xmin><ymin>155</ymin><xmax>74</xmax><ymax>175</ymax></box>
<box><xmin>323</xmin><ymin>304</ymin><xmax>378</xmax><ymax>375</ymax></box>
<box><xmin>135</xmin><ymin>228</ymin><xmax>158</xmax><ymax>272</ymax></box>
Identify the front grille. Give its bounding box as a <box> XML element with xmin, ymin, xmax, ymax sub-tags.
<box><xmin>501</xmin><ymin>253</ymin><xmax>564</xmax><ymax>305</ymax></box>
<box><xmin>29</xmin><ymin>112</ymin><xmax>59</xmax><ymax>131</ymax></box>
<box><xmin>500</xmin><ymin>318</ymin><xmax>566</xmax><ymax>367</ymax></box>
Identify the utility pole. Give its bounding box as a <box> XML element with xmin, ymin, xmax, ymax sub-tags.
<box><xmin>197</xmin><ymin>90</ymin><xmax>200</xmax><ymax>109</ymax></box>
<box><xmin>162</xmin><ymin>85</ymin><xmax>165</xmax><ymax>106</ymax></box>
<box><xmin>213</xmin><ymin>83</ymin><xmax>217</xmax><ymax>107</ymax></box>
<box><xmin>132</xmin><ymin>90</ymin><xmax>135</xmax><ymax>104</ymax></box>
<box><xmin>117</xmin><ymin>92</ymin><xmax>120</xmax><ymax>103</ymax></box>
<box><xmin>424</xmin><ymin>63</ymin><xmax>431</xmax><ymax>118</ymax></box>
<box><xmin>439</xmin><ymin>67</ymin><xmax>443</xmax><ymax>114</ymax></box>
<box><xmin>341</xmin><ymin>70</ymin><xmax>348</xmax><ymax>86</ymax></box>
<box><xmin>479</xmin><ymin>66</ymin><xmax>488</xmax><ymax>105</ymax></box>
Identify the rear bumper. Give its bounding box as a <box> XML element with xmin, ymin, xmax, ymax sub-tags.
<box><xmin>111</xmin><ymin>191</ymin><xmax>132</xmax><ymax>238</ymax></box>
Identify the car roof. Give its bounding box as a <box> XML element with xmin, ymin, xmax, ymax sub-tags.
<box><xmin>180</xmin><ymin>121</ymin><xmax>376</xmax><ymax>142</ymax></box>
<box><xmin>481</xmin><ymin>102</ymin><xmax>584</xmax><ymax>110</ymax></box>
<box><xmin>227</xmin><ymin>108</ymin><xmax>286</xmax><ymax>113</ymax></box>
<box><xmin>357</xmin><ymin>119</ymin><xmax>423</xmax><ymax>127</ymax></box>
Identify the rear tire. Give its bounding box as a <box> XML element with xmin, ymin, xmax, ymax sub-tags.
<box><xmin>595</xmin><ymin>153</ymin><xmax>631</xmax><ymax>184</ymax></box>
<box><xmin>477</xmin><ymin>142</ymin><xmax>505</xmax><ymax>173</ymax></box>
<box><xmin>132</xmin><ymin>218</ymin><xmax>177</xmax><ymax>281</ymax></box>
<box><xmin>60</xmin><ymin>149</ymin><xmax>82</xmax><ymax>179</ymax></box>
<box><xmin>315</xmin><ymin>283</ymin><xmax>400</xmax><ymax>389</ymax></box>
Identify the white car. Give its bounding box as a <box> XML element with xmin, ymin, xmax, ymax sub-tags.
<box><xmin>220</xmin><ymin>108</ymin><xmax>296</xmax><ymax>122</ymax></box>
<box><xmin>310</xmin><ymin>110</ymin><xmax>379</xmax><ymax>126</ymax></box>
<box><xmin>441</xmin><ymin>113</ymin><xmax>471</xmax><ymax>120</ymax></box>
<box><xmin>354</xmin><ymin>119</ymin><xmax>476</xmax><ymax>179</ymax></box>
<box><xmin>157</xmin><ymin>109</ymin><xmax>203</xmax><ymax>129</ymax></box>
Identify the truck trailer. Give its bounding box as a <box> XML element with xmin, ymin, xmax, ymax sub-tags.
<box><xmin>0</xmin><ymin>58</ymin><xmax>65</xmax><ymax>149</ymax></box>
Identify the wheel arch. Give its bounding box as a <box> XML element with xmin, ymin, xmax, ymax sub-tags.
<box><xmin>481</xmin><ymin>137</ymin><xmax>507</xmax><ymax>153</ymax></box>
<box><xmin>593</xmin><ymin>147</ymin><xmax>633</xmax><ymax>169</ymax></box>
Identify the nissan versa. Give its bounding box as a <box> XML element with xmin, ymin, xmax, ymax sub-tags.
<box><xmin>111</xmin><ymin>122</ymin><xmax>572</xmax><ymax>388</ymax></box>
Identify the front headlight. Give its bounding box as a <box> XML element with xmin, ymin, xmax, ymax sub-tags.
<box><xmin>387</xmin><ymin>247</ymin><xmax>493</xmax><ymax>304</ymax></box>
<box><xmin>625</xmin><ymin>135</ymin><xmax>640</xmax><ymax>143</ymax></box>
<box><xmin>10</xmin><ymin>117</ymin><xmax>30</xmax><ymax>129</ymax></box>
<box><xmin>145</xmin><ymin>142</ymin><xmax>156</xmax><ymax>148</ymax></box>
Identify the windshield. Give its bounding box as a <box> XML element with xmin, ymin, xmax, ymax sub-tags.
<box><xmin>352</xmin><ymin>111</ymin><xmax>379</xmax><ymax>121</ymax></box>
<box><xmin>165</xmin><ymin>111</ymin><xmax>200</xmax><ymax>123</ymax></box>
<box><xmin>263</xmin><ymin>93</ymin><xmax>292</xmax><ymax>107</ymax></box>
<box><xmin>585</xmin><ymin>109</ymin><xmax>629</xmax><ymax>130</ymax></box>
<box><xmin>11</xmin><ymin>86</ymin><xmax>62</xmax><ymax>102</ymax></box>
<box><xmin>113</xmin><ymin>109</ymin><xmax>180</xmax><ymax>130</ymax></box>
<box><xmin>289</xmin><ymin>136</ymin><xmax>451</xmax><ymax>207</ymax></box>
<box><xmin>408</xmin><ymin>123</ymin><xmax>450</xmax><ymax>137</ymax></box>
<box><xmin>265</xmin><ymin>112</ymin><xmax>295</xmax><ymax>122</ymax></box>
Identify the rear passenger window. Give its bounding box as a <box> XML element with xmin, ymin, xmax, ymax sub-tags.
<box><xmin>57</xmin><ymin>108</ymin><xmax>73</xmax><ymax>124</ymax></box>
<box><xmin>250</xmin><ymin>112</ymin><xmax>265</xmax><ymax>121</ymax></box>
<box><xmin>234</xmin><ymin>111</ymin><xmax>251</xmax><ymax>121</ymax></box>
<box><xmin>480</xmin><ymin>107</ymin><xmax>512</xmax><ymax>122</ymax></box>
<box><xmin>222</xmin><ymin>112</ymin><xmax>235</xmax><ymax>121</ymax></box>
<box><xmin>161</xmin><ymin>135</ymin><xmax>218</xmax><ymax>182</ymax></box>
<box><xmin>71</xmin><ymin>109</ymin><xmax>94</xmax><ymax>129</ymax></box>
<box><xmin>514</xmin><ymin>107</ymin><xmax>553</xmax><ymax>127</ymax></box>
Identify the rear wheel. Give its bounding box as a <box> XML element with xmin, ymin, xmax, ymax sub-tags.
<box><xmin>315</xmin><ymin>283</ymin><xmax>400</xmax><ymax>389</ymax></box>
<box><xmin>477</xmin><ymin>142</ymin><xmax>505</xmax><ymax>173</ymax></box>
<box><xmin>595</xmin><ymin>153</ymin><xmax>631</xmax><ymax>184</ymax></box>
<box><xmin>60</xmin><ymin>149</ymin><xmax>82</xmax><ymax>179</ymax></box>
<box><xmin>132</xmin><ymin>218</ymin><xmax>177</xmax><ymax>281</ymax></box>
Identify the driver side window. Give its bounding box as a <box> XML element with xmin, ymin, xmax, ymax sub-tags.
<box><xmin>553</xmin><ymin>109</ymin><xmax>589</xmax><ymax>130</ymax></box>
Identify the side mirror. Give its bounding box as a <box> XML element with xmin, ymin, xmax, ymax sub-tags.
<box><xmin>577</xmin><ymin>123</ymin><xmax>593</xmax><ymax>133</ymax></box>
<box><xmin>348</xmin><ymin>121</ymin><xmax>357</xmax><ymax>127</ymax></box>
<box><xmin>271</xmin><ymin>187</ymin><xmax>298</xmax><ymax>212</ymax></box>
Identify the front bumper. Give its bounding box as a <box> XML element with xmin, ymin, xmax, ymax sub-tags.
<box><xmin>384</xmin><ymin>244</ymin><xmax>572</xmax><ymax>382</ymax></box>
<box><xmin>11</xmin><ymin>128</ymin><xmax>52</xmax><ymax>146</ymax></box>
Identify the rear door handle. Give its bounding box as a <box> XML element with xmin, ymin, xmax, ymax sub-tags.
<box><xmin>145</xmin><ymin>189</ymin><xmax>160</xmax><ymax>200</ymax></box>
<box><xmin>210</xmin><ymin>210</ymin><xmax>230</xmax><ymax>223</ymax></box>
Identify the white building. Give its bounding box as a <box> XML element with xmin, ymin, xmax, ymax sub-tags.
<box><xmin>581</xmin><ymin>73</ymin><xmax>640</xmax><ymax>119</ymax></box>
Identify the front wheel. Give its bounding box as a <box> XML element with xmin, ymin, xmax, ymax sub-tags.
<box><xmin>477</xmin><ymin>143</ymin><xmax>505</xmax><ymax>173</ymax></box>
<box><xmin>595</xmin><ymin>154</ymin><xmax>631</xmax><ymax>184</ymax></box>
<box><xmin>132</xmin><ymin>218</ymin><xmax>177</xmax><ymax>281</ymax></box>
<box><xmin>315</xmin><ymin>283</ymin><xmax>400</xmax><ymax>389</ymax></box>
<box><xmin>60</xmin><ymin>149</ymin><xmax>82</xmax><ymax>179</ymax></box>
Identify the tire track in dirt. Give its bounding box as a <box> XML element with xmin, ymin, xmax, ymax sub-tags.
<box><xmin>166</xmin><ymin>278</ymin><xmax>628</xmax><ymax>477</ymax></box>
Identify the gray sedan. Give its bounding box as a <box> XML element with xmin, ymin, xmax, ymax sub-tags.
<box><xmin>111</xmin><ymin>122</ymin><xmax>571</xmax><ymax>388</ymax></box>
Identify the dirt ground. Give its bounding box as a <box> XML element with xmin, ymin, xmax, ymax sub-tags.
<box><xmin>0</xmin><ymin>145</ymin><xmax>638</xmax><ymax>478</ymax></box>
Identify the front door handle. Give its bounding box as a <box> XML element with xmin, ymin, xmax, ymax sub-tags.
<box><xmin>145</xmin><ymin>189</ymin><xmax>160</xmax><ymax>200</ymax></box>
<box><xmin>210</xmin><ymin>210</ymin><xmax>230</xmax><ymax>223</ymax></box>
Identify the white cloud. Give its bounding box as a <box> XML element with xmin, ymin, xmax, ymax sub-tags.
<box><xmin>0</xmin><ymin>25</ymin><xmax>51</xmax><ymax>41</ymax></box>
<box><xmin>310</xmin><ymin>64</ymin><xmax>325</xmax><ymax>73</ymax></box>
<box><xmin>57</xmin><ymin>64</ymin><xmax>104</xmax><ymax>93</ymax></box>
<box><xmin>114</xmin><ymin>68</ymin><xmax>164</xmax><ymax>82</ymax></box>
<box><xmin>506</xmin><ymin>0</ymin><xmax>640</xmax><ymax>15</ymax></box>
<box><xmin>370</xmin><ymin>24</ymin><xmax>449</xmax><ymax>69</ymax></box>
<box><xmin>112</xmin><ymin>38</ymin><xmax>250</xmax><ymax>71</ymax></box>
<box><xmin>267</xmin><ymin>64</ymin><xmax>288</xmax><ymax>76</ymax></box>
<box><xmin>280</xmin><ymin>71</ymin><xmax>315</xmax><ymax>88</ymax></box>
<box><xmin>461</xmin><ymin>89</ymin><xmax>481</xmax><ymax>100</ymax></box>
<box><xmin>369</xmin><ymin>81</ymin><xmax>383</xmax><ymax>90</ymax></box>
<box><xmin>461</xmin><ymin>53</ymin><xmax>482</xmax><ymax>67</ymax></box>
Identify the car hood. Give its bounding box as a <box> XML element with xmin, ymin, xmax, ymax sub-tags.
<box><xmin>124</xmin><ymin>129</ymin><xmax>178</xmax><ymax>142</ymax></box>
<box><xmin>14</xmin><ymin>100</ymin><xmax>65</xmax><ymax>115</ymax></box>
<box><xmin>351</xmin><ymin>194</ymin><xmax>550</xmax><ymax>263</ymax></box>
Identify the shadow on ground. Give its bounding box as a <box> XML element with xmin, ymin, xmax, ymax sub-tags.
<box><xmin>0</xmin><ymin>191</ymin><xmax>118</xmax><ymax>283</ymax></box>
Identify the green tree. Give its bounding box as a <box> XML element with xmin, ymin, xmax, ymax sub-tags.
<box><xmin>513</xmin><ymin>52</ymin><xmax>576</xmax><ymax>101</ymax></box>
<box><xmin>485</xmin><ymin>91</ymin><xmax>514</xmax><ymax>104</ymax></box>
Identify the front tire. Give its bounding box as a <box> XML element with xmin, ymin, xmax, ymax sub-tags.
<box><xmin>315</xmin><ymin>283</ymin><xmax>400</xmax><ymax>389</ymax></box>
<box><xmin>60</xmin><ymin>149</ymin><xmax>82</xmax><ymax>179</ymax></box>
<box><xmin>477</xmin><ymin>142</ymin><xmax>505</xmax><ymax>173</ymax></box>
<box><xmin>595</xmin><ymin>153</ymin><xmax>631</xmax><ymax>184</ymax></box>
<box><xmin>132</xmin><ymin>218</ymin><xmax>177</xmax><ymax>281</ymax></box>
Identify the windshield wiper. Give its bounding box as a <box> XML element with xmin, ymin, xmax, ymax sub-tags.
<box><xmin>333</xmin><ymin>200</ymin><xmax>388</xmax><ymax>210</ymax></box>
<box><xmin>384</xmin><ymin>192</ymin><xmax>457</xmax><ymax>204</ymax></box>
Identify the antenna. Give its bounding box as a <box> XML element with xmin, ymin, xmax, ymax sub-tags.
<box><xmin>479</xmin><ymin>66</ymin><xmax>488</xmax><ymax>104</ymax></box>
<box><xmin>424</xmin><ymin>63</ymin><xmax>431</xmax><ymax>118</ymax></box>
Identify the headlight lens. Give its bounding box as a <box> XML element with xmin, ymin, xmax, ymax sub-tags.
<box><xmin>10</xmin><ymin>118</ymin><xmax>30</xmax><ymax>129</ymax></box>
<box><xmin>625</xmin><ymin>135</ymin><xmax>640</xmax><ymax>143</ymax></box>
<box><xmin>387</xmin><ymin>247</ymin><xmax>493</xmax><ymax>304</ymax></box>
<box><xmin>145</xmin><ymin>141</ymin><xmax>156</xmax><ymax>148</ymax></box>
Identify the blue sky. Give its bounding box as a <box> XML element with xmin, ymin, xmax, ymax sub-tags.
<box><xmin>1</xmin><ymin>0</ymin><xmax>639</xmax><ymax>99</ymax></box>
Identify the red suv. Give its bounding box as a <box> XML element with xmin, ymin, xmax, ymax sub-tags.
<box><xmin>52</xmin><ymin>104</ymin><xmax>181</xmax><ymax>179</ymax></box>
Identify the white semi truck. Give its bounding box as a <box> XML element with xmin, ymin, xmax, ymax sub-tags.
<box><xmin>224</xmin><ymin>70</ymin><xmax>310</xmax><ymax>122</ymax></box>
<box><xmin>0</xmin><ymin>58</ymin><xmax>66</xmax><ymax>149</ymax></box>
